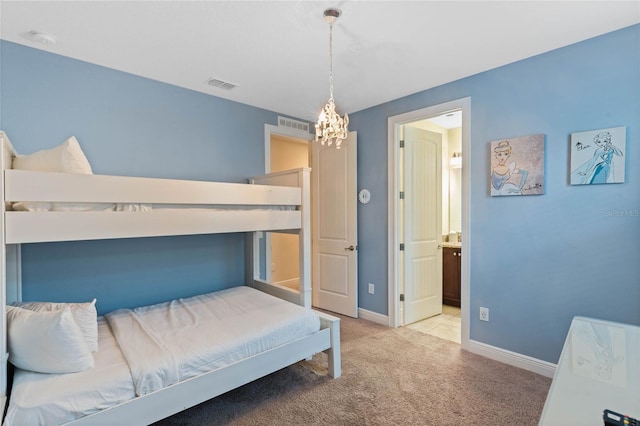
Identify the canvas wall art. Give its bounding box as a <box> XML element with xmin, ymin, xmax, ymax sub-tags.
<box><xmin>570</xmin><ymin>126</ymin><xmax>626</xmax><ymax>185</ymax></box>
<box><xmin>490</xmin><ymin>134</ymin><xmax>545</xmax><ymax>196</ymax></box>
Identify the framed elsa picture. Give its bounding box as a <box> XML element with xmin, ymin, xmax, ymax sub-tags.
<box><xmin>570</xmin><ymin>126</ymin><xmax>626</xmax><ymax>185</ymax></box>
<box><xmin>490</xmin><ymin>134</ymin><xmax>545</xmax><ymax>196</ymax></box>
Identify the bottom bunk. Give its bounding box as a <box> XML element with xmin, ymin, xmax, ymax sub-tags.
<box><xmin>3</xmin><ymin>286</ymin><xmax>340</xmax><ymax>426</ymax></box>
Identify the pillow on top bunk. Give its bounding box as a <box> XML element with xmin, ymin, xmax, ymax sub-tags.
<box><xmin>6</xmin><ymin>305</ymin><xmax>94</xmax><ymax>374</ymax></box>
<box><xmin>12</xmin><ymin>136</ymin><xmax>93</xmax><ymax>174</ymax></box>
<box><xmin>10</xmin><ymin>299</ymin><xmax>99</xmax><ymax>352</ymax></box>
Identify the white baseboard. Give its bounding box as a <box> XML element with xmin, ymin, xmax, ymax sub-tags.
<box><xmin>466</xmin><ymin>339</ymin><xmax>556</xmax><ymax>378</ymax></box>
<box><xmin>358</xmin><ymin>308</ymin><xmax>389</xmax><ymax>326</ymax></box>
<box><xmin>356</xmin><ymin>308</ymin><xmax>556</xmax><ymax>378</ymax></box>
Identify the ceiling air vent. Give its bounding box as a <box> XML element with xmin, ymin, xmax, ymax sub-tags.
<box><xmin>278</xmin><ymin>116</ymin><xmax>310</xmax><ymax>133</ymax></box>
<box><xmin>205</xmin><ymin>77</ymin><xmax>237</xmax><ymax>91</ymax></box>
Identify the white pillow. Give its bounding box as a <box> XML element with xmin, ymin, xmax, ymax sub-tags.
<box><xmin>11</xmin><ymin>299</ymin><xmax>99</xmax><ymax>352</ymax></box>
<box><xmin>6</xmin><ymin>305</ymin><xmax>94</xmax><ymax>374</ymax></box>
<box><xmin>12</xmin><ymin>136</ymin><xmax>93</xmax><ymax>174</ymax></box>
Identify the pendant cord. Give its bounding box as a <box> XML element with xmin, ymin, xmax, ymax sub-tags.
<box><xmin>329</xmin><ymin>24</ymin><xmax>334</xmax><ymax>101</ymax></box>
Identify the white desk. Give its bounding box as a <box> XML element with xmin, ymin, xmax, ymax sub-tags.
<box><xmin>540</xmin><ymin>316</ymin><xmax>640</xmax><ymax>425</ymax></box>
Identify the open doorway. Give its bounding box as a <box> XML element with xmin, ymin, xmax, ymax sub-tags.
<box><xmin>387</xmin><ymin>97</ymin><xmax>470</xmax><ymax>349</ymax></box>
<box><xmin>267</xmin><ymin>132</ymin><xmax>310</xmax><ymax>291</ymax></box>
<box><xmin>403</xmin><ymin>111</ymin><xmax>462</xmax><ymax>344</ymax></box>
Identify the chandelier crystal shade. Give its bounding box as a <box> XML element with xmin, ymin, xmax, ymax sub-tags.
<box><xmin>315</xmin><ymin>8</ymin><xmax>349</xmax><ymax>149</ymax></box>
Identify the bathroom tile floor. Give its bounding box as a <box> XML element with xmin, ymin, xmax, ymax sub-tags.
<box><xmin>406</xmin><ymin>305</ymin><xmax>461</xmax><ymax>344</ymax></box>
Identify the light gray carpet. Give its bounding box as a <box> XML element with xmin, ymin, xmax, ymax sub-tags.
<box><xmin>155</xmin><ymin>314</ymin><xmax>552</xmax><ymax>425</ymax></box>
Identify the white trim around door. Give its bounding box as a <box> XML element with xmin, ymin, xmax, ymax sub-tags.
<box><xmin>387</xmin><ymin>97</ymin><xmax>471</xmax><ymax>351</ymax></box>
<box><xmin>263</xmin><ymin>123</ymin><xmax>313</xmax><ymax>285</ymax></box>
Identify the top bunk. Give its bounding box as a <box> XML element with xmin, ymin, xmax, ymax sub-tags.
<box><xmin>0</xmin><ymin>131</ymin><xmax>310</xmax><ymax>244</ymax></box>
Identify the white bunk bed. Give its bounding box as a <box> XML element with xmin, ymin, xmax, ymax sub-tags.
<box><xmin>0</xmin><ymin>131</ymin><xmax>341</xmax><ymax>425</ymax></box>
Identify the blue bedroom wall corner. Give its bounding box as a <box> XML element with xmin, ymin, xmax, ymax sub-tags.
<box><xmin>350</xmin><ymin>24</ymin><xmax>640</xmax><ymax>364</ymax></box>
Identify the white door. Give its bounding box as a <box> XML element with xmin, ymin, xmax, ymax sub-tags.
<box><xmin>311</xmin><ymin>132</ymin><xmax>358</xmax><ymax>317</ymax></box>
<box><xmin>403</xmin><ymin>126</ymin><xmax>442</xmax><ymax>325</ymax></box>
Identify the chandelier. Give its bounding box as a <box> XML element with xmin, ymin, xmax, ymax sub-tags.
<box><xmin>315</xmin><ymin>8</ymin><xmax>349</xmax><ymax>149</ymax></box>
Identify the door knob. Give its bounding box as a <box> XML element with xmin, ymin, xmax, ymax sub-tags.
<box><xmin>345</xmin><ymin>245</ymin><xmax>356</xmax><ymax>251</ymax></box>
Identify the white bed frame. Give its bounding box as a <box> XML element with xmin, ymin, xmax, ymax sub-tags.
<box><xmin>0</xmin><ymin>131</ymin><xmax>341</xmax><ymax>425</ymax></box>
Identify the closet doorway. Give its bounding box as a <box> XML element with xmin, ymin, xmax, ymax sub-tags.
<box><xmin>387</xmin><ymin>98</ymin><xmax>470</xmax><ymax>349</ymax></box>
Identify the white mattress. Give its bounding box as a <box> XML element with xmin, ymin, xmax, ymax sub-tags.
<box><xmin>4</xmin><ymin>286</ymin><xmax>320</xmax><ymax>425</ymax></box>
<box><xmin>105</xmin><ymin>286</ymin><xmax>320</xmax><ymax>395</ymax></box>
<box><xmin>3</xmin><ymin>318</ymin><xmax>135</xmax><ymax>426</ymax></box>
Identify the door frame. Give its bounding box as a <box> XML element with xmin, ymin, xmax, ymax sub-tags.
<box><xmin>387</xmin><ymin>97</ymin><xmax>471</xmax><ymax>350</ymax></box>
<box><xmin>264</xmin><ymin>124</ymin><xmax>314</xmax><ymax>173</ymax></box>
<box><xmin>264</xmin><ymin>123</ymin><xmax>313</xmax><ymax>284</ymax></box>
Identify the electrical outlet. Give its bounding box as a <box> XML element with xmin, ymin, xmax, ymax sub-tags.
<box><xmin>479</xmin><ymin>307</ymin><xmax>489</xmax><ymax>322</ymax></box>
<box><xmin>368</xmin><ymin>283</ymin><xmax>375</xmax><ymax>294</ymax></box>
<box><xmin>271</xmin><ymin>263</ymin><xmax>276</xmax><ymax>272</ymax></box>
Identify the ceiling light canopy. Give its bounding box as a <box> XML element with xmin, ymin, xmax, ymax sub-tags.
<box><xmin>315</xmin><ymin>8</ymin><xmax>348</xmax><ymax>149</ymax></box>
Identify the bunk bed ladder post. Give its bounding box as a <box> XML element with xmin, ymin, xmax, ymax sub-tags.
<box><xmin>0</xmin><ymin>134</ymin><xmax>6</xmax><ymax>412</ymax></box>
<box><xmin>0</xmin><ymin>132</ymin><xmax>12</xmax><ymax>410</ymax></box>
<box><xmin>245</xmin><ymin>231</ymin><xmax>258</xmax><ymax>287</ymax></box>
<box><xmin>298</xmin><ymin>168</ymin><xmax>311</xmax><ymax>309</ymax></box>
<box><xmin>0</xmin><ymin>132</ymin><xmax>23</xmax><ymax>415</ymax></box>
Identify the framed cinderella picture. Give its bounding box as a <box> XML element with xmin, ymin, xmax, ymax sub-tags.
<box><xmin>570</xmin><ymin>126</ymin><xmax>626</xmax><ymax>185</ymax></box>
<box><xmin>490</xmin><ymin>134</ymin><xmax>545</xmax><ymax>196</ymax></box>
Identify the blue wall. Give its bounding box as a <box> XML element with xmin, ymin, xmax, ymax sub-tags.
<box><xmin>1</xmin><ymin>24</ymin><xmax>638</xmax><ymax>363</ymax></box>
<box><xmin>0</xmin><ymin>41</ymin><xmax>286</xmax><ymax>314</ymax></box>
<box><xmin>350</xmin><ymin>25</ymin><xmax>639</xmax><ymax>363</ymax></box>
<box><xmin>0</xmin><ymin>41</ymin><xmax>3</xmax><ymax>128</ymax></box>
